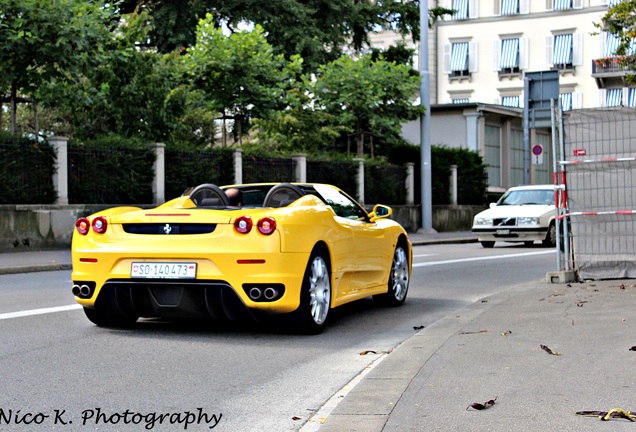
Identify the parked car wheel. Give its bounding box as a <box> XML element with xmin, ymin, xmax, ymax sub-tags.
<box><xmin>542</xmin><ymin>222</ymin><xmax>557</xmax><ymax>247</ymax></box>
<box><xmin>293</xmin><ymin>247</ymin><xmax>331</xmax><ymax>334</ymax></box>
<box><xmin>374</xmin><ymin>242</ymin><xmax>409</xmax><ymax>306</ymax></box>
<box><xmin>480</xmin><ymin>241</ymin><xmax>495</xmax><ymax>248</ymax></box>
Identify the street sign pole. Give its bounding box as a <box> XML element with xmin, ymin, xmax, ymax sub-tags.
<box><xmin>419</xmin><ymin>0</ymin><xmax>434</xmax><ymax>232</ymax></box>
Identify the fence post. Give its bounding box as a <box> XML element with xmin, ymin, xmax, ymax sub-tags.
<box><xmin>292</xmin><ymin>154</ymin><xmax>307</xmax><ymax>182</ymax></box>
<box><xmin>353</xmin><ymin>158</ymin><xmax>365</xmax><ymax>205</ymax></box>
<box><xmin>406</xmin><ymin>162</ymin><xmax>415</xmax><ymax>205</ymax></box>
<box><xmin>234</xmin><ymin>148</ymin><xmax>243</xmax><ymax>184</ymax></box>
<box><xmin>150</xmin><ymin>143</ymin><xmax>165</xmax><ymax>205</ymax></box>
<box><xmin>450</xmin><ymin>164</ymin><xmax>458</xmax><ymax>206</ymax></box>
<box><xmin>48</xmin><ymin>136</ymin><xmax>68</xmax><ymax>205</ymax></box>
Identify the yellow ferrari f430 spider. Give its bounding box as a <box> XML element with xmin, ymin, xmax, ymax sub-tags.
<box><xmin>71</xmin><ymin>183</ymin><xmax>411</xmax><ymax>334</ymax></box>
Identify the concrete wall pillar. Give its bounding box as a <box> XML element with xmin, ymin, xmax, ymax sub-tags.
<box><xmin>450</xmin><ymin>164</ymin><xmax>458</xmax><ymax>206</ymax></box>
<box><xmin>150</xmin><ymin>143</ymin><xmax>165</xmax><ymax>204</ymax></box>
<box><xmin>406</xmin><ymin>162</ymin><xmax>415</xmax><ymax>205</ymax></box>
<box><xmin>353</xmin><ymin>158</ymin><xmax>365</xmax><ymax>205</ymax></box>
<box><xmin>292</xmin><ymin>154</ymin><xmax>307</xmax><ymax>182</ymax></box>
<box><xmin>48</xmin><ymin>136</ymin><xmax>68</xmax><ymax>205</ymax></box>
<box><xmin>234</xmin><ymin>149</ymin><xmax>243</xmax><ymax>184</ymax></box>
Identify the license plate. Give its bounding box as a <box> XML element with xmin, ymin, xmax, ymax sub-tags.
<box><xmin>496</xmin><ymin>229</ymin><xmax>510</xmax><ymax>235</ymax></box>
<box><xmin>131</xmin><ymin>262</ymin><xmax>197</xmax><ymax>279</ymax></box>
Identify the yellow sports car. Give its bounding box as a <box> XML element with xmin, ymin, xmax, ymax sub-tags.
<box><xmin>71</xmin><ymin>183</ymin><xmax>411</xmax><ymax>333</ymax></box>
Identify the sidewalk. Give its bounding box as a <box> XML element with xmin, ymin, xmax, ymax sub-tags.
<box><xmin>314</xmin><ymin>278</ymin><xmax>636</xmax><ymax>431</ymax></box>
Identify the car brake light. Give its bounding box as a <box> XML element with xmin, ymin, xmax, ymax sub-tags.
<box><xmin>234</xmin><ymin>215</ymin><xmax>253</xmax><ymax>234</ymax></box>
<box><xmin>92</xmin><ymin>216</ymin><xmax>108</xmax><ymax>234</ymax></box>
<box><xmin>257</xmin><ymin>217</ymin><xmax>276</xmax><ymax>235</ymax></box>
<box><xmin>76</xmin><ymin>218</ymin><xmax>90</xmax><ymax>235</ymax></box>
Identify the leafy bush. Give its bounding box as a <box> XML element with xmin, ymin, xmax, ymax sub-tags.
<box><xmin>0</xmin><ymin>134</ymin><xmax>56</xmax><ymax>204</ymax></box>
<box><xmin>68</xmin><ymin>136</ymin><xmax>155</xmax><ymax>204</ymax></box>
<box><xmin>165</xmin><ymin>147</ymin><xmax>234</xmax><ymax>200</ymax></box>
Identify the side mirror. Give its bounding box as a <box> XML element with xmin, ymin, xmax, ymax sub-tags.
<box><xmin>369</xmin><ymin>204</ymin><xmax>393</xmax><ymax>222</ymax></box>
<box><xmin>489</xmin><ymin>202</ymin><xmax>497</xmax><ymax>209</ymax></box>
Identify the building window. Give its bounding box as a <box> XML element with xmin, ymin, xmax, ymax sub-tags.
<box><xmin>444</xmin><ymin>0</ymin><xmax>479</xmax><ymax>20</ymax></box>
<box><xmin>444</xmin><ymin>41</ymin><xmax>478</xmax><ymax>79</ymax></box>
<box><xmin>501</xmin><ymin>0</ymin><xmax>519</xmax><ymax>14</ymax></box>
<box><xmin>501</xmin><ymin>96</ymin><xmax>521</xmax><ymax>107</ymax></box>
<box><xmin>501</xmin><ymin>39</ymin><xmax>519</xmax><ymax>72</ymax></box>
<box><xmin>552</xmin><ymin>34</ymin><xmax>572</xmax><ymax>69</ymax></box>
<box><xmin>629</xmin><ymin>88</ymin><xmax>636</xmax><ymax>107</ymax></box>
<box><xmin>607</xmin><ymin>88</ymin><xmax>622</xmax><ymax>106</ymax></box>
<box><xmin>560</xmin><ymin>93</ymin><xmax>572</xmax><ymax>111</ymax></box>
<box><xmin>485</xmin><ymin>125</ymin><xmax>501</xmax><ymax>187</ymax></box>
<box><xmin>510</xmin><ymin>129</ymin><xmax>524</xmax><ymax>186</ymax></box>
<box><xmin>495</xmin><ymin>0</ymin><xmax>529</xmax><ymax>15</ymax></box>
<box><xmin>547</xmin><ymin>33</ymin><xmax>582</xmax><ymax>71</ymax></box>
<box><xmin>547</xmin><ymin>0</ymin><xmax>583</xmax><ymax>10</ymax></box>
<box><xmin>452</xmin><ymin>0</ymin><xmax>469</xmax><ymax>20</ymax></box>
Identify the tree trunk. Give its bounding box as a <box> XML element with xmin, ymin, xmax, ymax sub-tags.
<box><xmin>356</xmin><ymin>125</ymin><xmax>364</xmax><ymax>156</ymax></box>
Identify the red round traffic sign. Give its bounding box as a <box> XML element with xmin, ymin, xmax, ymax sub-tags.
<box><xmin>532</xmin><ymin>144</ymin><xmax>543</xmax><ymax>156</ymax></box>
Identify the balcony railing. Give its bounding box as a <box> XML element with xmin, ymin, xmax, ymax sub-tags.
<box><xmin>592</xmin><ymin>56</ymin><xmax>636</xmax><ymax>75</ymax></box>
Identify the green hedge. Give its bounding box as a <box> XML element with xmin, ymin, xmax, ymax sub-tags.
<box><xmin>0</xmin><ymin>135</ymin><xmax>487</xmax><ymax>206</ymax></box>
<box><xmin>68</xmin><ymin>137</ymin><xmax>155</xmax><ymax>204</ymax></box>
<box><xmin>0</xmin><ymin>134</ymin><xmax>56</xmax><ymax>204</ymax></box>
<box><xmin>388</xmin><ymin>142</ymin><xmax>488</xmax><ymax>205</ymax></box>
<box><xmin>165</xmin><ymin>147</ymin><xmax>234</xmax><ymax>200</ymax></box>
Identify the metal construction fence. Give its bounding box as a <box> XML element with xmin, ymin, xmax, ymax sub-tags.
<box><xmin>557</xmin><ymin>107</ymin><xmax>636</xmax><ymax>279</ymax></box>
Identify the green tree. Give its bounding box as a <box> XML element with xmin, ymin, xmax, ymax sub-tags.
<box><xmin>0</xmin><ymin>0</ymin><xmax>115</xmax><ymax>135</ymax></box>
<box><xmin>597</xmin><ymin>0</ymin><xmax>636</xmax><ymax>85</ymax></box>
<box><xmin>185</xmin><ymin>17</ymin><xmax>301</xmax><ymax>144</ymax></box>
<box><xmin>314</xmin><ymin>54</ymin><xmax>424</xmax><ymax>156</ymax></box>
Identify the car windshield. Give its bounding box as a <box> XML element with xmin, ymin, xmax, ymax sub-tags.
<box><xmin>498</xmin><ymin>189</ymin><xmax>554</xmax><ymax>206</ymax></box>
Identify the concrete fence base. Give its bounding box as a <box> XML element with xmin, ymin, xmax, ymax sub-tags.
<box><xmin>0</xmin><ymin>204</ymin><xmax>485</xmax><ymax>251</ymax></box>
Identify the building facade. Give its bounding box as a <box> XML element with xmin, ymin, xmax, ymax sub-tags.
<box><xmin>370</xmin><ymin>0</ymin><xmax>630</xmax><ymax>192</ymax></box>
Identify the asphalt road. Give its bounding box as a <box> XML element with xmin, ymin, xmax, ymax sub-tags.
<box><xmin>0</xmin><ymin>243</ymin><xmax>556</xmax><ymax>431</ymax></box>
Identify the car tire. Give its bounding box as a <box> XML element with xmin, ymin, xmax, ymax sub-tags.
<box><xmin>374</xmin><ymin>242</ymin><xmax>409</xmax><ymax>307</ymax></box>
<box><xmin>542</xmin><ymin>222</ymin><xmax>557</xmax><ymax>247</ymax></box>
<box><xmin>292</xmin><ymin>247</ymin><xmax>331</xmax><ymax>334</ymax></box>
<box><xmin>480</xmin><ymin>241</ymin><xmax>495</xmax><ymax>248</ymax></box>
<box><xmin>83</xmin><ymin>288</ymin><xmax>138</xmax><ymax>328</ymax></box>
<box><xmin>524</xmin><ymin>241</ymin><xmax>534</xmax><ymax>247</ymax></box>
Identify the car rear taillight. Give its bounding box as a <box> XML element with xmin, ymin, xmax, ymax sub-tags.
<box><xmin>75</xmin><ymin>218</ymin><xmax>90</xmax><ymax>235</ymax></box>
<box><xmin>257</xmin><ymin>217</ymin><xmax>276</xmax><ymax>235</ymax></box>
<box><xmin>234</xmin><ymin>215</ymin><xmax>253</xmax><ymax>234</ymax></box>
<box><xmin>92</xmin><ymin>216</ymin><xmax>108</xmax><ymax>234</ymax></box>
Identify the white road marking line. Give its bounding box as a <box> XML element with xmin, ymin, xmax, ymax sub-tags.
<box><xmin>413</xmin><ymin>253</ymin><xmax>435</xmax><ymax>258</ymax></box>
<box><xmin>0</xmin><ymin>304</ymin><xmax>82</xmax><ymax>320</ymax></box>
<box><xmin>413</xmin><ymin>250</ymin><xmax>555</xmax><ymax>267</ymax></box>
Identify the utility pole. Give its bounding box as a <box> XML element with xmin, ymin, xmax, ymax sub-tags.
<box><xmin>420</xmin><ymin>0</ymin><xmax>435</xmax><ymax>232</ymax></box>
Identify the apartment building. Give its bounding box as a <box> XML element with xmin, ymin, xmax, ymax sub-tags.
<box><xmin>370</xmin><ymin>0</ymin><xmax>630</xmax><ymax>191</ymax></box>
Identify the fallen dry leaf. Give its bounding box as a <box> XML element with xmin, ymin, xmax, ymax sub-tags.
<box><xmin>540</xmin><ymin>344</ymin><xmax>561</xmax><ymax>356</ymax></box>
<box><xmin>459</xmin><ymin>330</ymin><xmax>488</xmax><ymax>335</ymax></box>
<box><xmin>413</xmin><ymin>325</ymin><xmax>425</xmax><ymax>330</ymax></box>
<box><xmin>500</xmin><ymin>330</ymin><xmax>512</xmax><ymax>336</ymax></box>
<box><xmin>629</xmin><ymin>346</ymin><xmax>636</xmax><ymax>351</ymax></box>
<box><xmin>467</xmin><ymin>397</ymin><xmax>497</xmax><ymax>411</ymax></box>
<box><xmin>576</xmin><ymin>408</ymin><xmax>636</xmax><ymax>422</ymax></box>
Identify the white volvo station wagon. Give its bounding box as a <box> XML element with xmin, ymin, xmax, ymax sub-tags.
<box><xmin>471</xmin><ymin>184</ymin><xmax>556</xmax><ymax>248</ymax></box>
